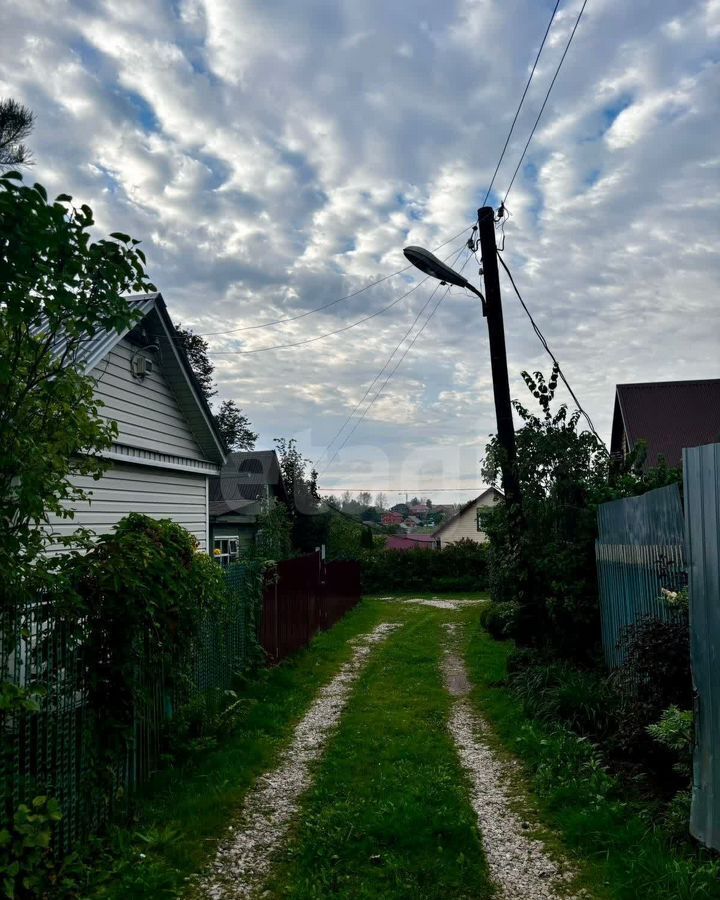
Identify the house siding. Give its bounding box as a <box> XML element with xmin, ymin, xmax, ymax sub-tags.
<box><xmin>90</xmin><ymin>338</ymin><xmax>206</xmax><ymax>461</ymax></box>
<box><xmin>436</xmin><ymin>495</ymin><xmax>499</xmax><ymax>547</ymax></box>
<box><xmin>45</xmin><ymin>463</ymin><xmax>210</xmax><ymax>550</ymax></box>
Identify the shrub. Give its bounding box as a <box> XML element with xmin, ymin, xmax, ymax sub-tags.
<box><xmin>612</xmin><ymin>615</ymin><xmax>692</xmax><ymax>763</ymax></box>
<box><xmin>362</xmin><ymin>539</ymin><xmax>488</xmax><ymax>594</ymax></box>
<box><xmin>479</xmin><ymin>601</ymin><xmax>519</xmax><ymax>640</ymax></box>
<box><xmin>507</xmin><ymin>658</ymin><xmax>621</xmax><ymax>741</ymax></box>
<box><xmin>647</xmin><ymin>706</ymin><xmax>693</xmax><ymax>779</ymax></box>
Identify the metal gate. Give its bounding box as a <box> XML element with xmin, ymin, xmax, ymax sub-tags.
<box><xmin>684</xmin><ymin>442</ymin><xmax>720</xmax><ymax>851</ymax></box>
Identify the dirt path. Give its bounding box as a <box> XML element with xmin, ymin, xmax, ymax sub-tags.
<box><xmin>192</xmin><ymin>622</ymin><xmax>401</xmax><ymax>900</ymax></box>
<box><xmin>442</xmin><ymin>627</ymin><xmax>579</xmax><ymax>900</ymax></box>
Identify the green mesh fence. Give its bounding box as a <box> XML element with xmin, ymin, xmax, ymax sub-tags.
<box><xmin>0</xmin><ymin>564</ymin><xmax>259</xmax><ymax>854</ymax></box>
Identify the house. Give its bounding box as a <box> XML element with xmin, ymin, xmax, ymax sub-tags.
<box><xmin>385</xmin><ymin>534</ymin><xmax>439</xmax><ymax>551</ymax></box>
<box><xmin>610</xmin><ymin>379</ymin><xmax>720</xmax><ymax>469</ymax></box>
<box><xmin>382</xmin><ymin>511</ymin><xmax>404</xmax><ymax>526</ymax></box>
<box><xmin>433</xmin><ymin>488</ymin><xmax>504</xmax><ymax>548</ymax></box>
<box><xmin>409</xmin><ymin>503</ymin><xmax>429</xmax><ymax>517</ymax></box>
<box><xmin>209</xmin><ymin>450</ymin><xmax>288</xmax><ymax>565</ymax></box>
<box><xmin>44</xmin><ymin>293</ymin><xmax>226</xmax><ymax>551</ymax></box>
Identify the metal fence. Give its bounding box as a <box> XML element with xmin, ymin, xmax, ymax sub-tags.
<box><xmin>260</xmin><ymin>552</ymin><xmax>361</xmax><ymax>663</ymax></box>
<box><xmin>0</xmin><ymin>563</ymin><xmax>258</xmax><ymax>854</ymax></box>
<box><xmin>596</xmin><ymin>483</ymin><xmax>686</xmax><ymax>669</ymax></box>
<box><xmin>685</xmin><ymin>442</ymin><xmax>720</xmax><ymax>852</ymax></box>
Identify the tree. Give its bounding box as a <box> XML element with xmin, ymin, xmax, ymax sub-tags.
<box><xmin>481</xmin><ymin>365</ymin><xmax>681</xmax><ymax>657</ymax></box>
<box><xmin>173</xmin><ymin>324</ymin><xmax>216</xmax><ymax>401</ymax></box>
<box><xmin>357</xmin><ymin>491</ymin><xmax>372</xmax><ymax>508</ymax></box>
<box><xmin>173</xmin><ymin>323</ymin><xmax>258</xmax><ymax>453</ymax></box>
<box><xmin>0</xmin><ymin>99</ymin><xmax>34</xmax><ymax>171</ymax></box>
<box><xmin>0</xmin><ymin>172</ymin><xmax>153</xmax><ymax>596</ymax></box>
<box><xmin>274</xmin><ymin>437</ymin><xmax>327</xmax><ymax>552</ymax></box>
<box><xmin>215</xmin><ymin>399</ymin><xmax>257</xmax><ymax>451</ymax></box>
<box><xmin>375</xmin><ymin>492</ymin><xmax>387</xmax><ymax>510</ymax></box>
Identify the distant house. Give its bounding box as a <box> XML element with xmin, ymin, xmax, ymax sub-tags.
<box><xmin>44</xmin><ymin>293</ymin><xmax>227</xmax><ymax>552</ymax></box>
<box><xmin>209</xmin><ymin>450</ymin><xmax>288</xmax><ymax>565</ymax></box>
<box><xmin>433</xmin><ymin>488</ymin><xmax>503</xmax><ymax>548</ymax></box>
<box><xmin>408</xmin><ymin>503</ymin><xmax>429</xmax><ymax>517</ymax></box>
<box><xmin>385</xmin><ymin>534</ymin><xmax>438</xmax><ymax>551</ymax></box>
<box><xmin>382</xmin><ymin>511</ymin><xmax>404</xmax><ymax>526</ymax></box>
<box><xmin>610</xmin><ymin>379</ymin><xmax>720</xmax><ymax>469</ymax></box>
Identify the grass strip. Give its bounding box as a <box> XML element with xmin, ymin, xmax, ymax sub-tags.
<box><xmin>464</xmin><ymin>621</ymin><xmax>720</xmax><ymax>900</ymax></box>
<box><xmin>84</xmin><ymin>600</ymin><xmax>385</xmax><ymax>899</ymax></box>
<box><xmin>266</xmin><ymin>599</ymin><xmax>494</xmax><ymax>899</ymax></box>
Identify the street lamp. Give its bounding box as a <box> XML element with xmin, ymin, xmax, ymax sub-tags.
<box><xmin>403</xmin><ymin>207</ymin><xmax>520</xmax><ymax>508</ymax></box>
<box><xmin>403</xmin><ymin>246</ymin><xmax>486</xmax><ymax>313</ymax></box>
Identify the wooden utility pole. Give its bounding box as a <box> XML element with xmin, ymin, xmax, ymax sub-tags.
<box><xmin>476</xmin><ymin>206</ymin><xmax>521</xmax><ymax>508</ymax></box>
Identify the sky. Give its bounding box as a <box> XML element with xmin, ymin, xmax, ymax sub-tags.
<box><xmin>2</xmin><ymin>0</ymin><xmax>719</xmax><ymax>505</ymax></box>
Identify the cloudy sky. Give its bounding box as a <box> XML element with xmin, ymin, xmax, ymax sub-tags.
<box><xmin>3</xmin><ymin>0</ymin><xmax>718</xmax><ymax>503</ymax></box>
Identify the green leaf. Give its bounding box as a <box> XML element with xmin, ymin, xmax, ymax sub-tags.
<box><xmin>54</xmin><ymin>193</ymin><xmax>72</xmax><ymax>203</ymax></box>
<box><xmin>109</xmin><ymin>232</ymin><xmax>131</xmax><ymax>243</ymax></box>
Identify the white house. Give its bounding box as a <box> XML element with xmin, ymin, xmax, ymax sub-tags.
<box><xmin>44</xmin><ymin>293</ymin><xmax>226</xmax><ymax>552</ymax></box>
<box><xmin>433</xmin><ymin>488</ymin><xmax>503</xmax><ymax>548</ymax></box>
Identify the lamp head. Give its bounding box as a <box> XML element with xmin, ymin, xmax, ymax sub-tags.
<box><xmin>403</xmin><ymin>246</ymin><xmax>470</xmax><ymax>289</ymax></box>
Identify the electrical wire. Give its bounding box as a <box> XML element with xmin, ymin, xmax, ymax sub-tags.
<box><xmin>503</xmin><ymin>0</ymin><xmax>590</xmax><ymax>204</ymax></box>
<box><xmin>496</xmin><ymin>249</ymin><xmax>606</xmax><ymax>449</ymax></box>
<box><xmin>209</xmin><ymin>243</ymin><xmax>467</xmax><ymax>355</ymax></box>
<box><xmin>197</xmin><ymin>225</ymin><xmax>474</xmax><ymax>337</ymax></box>
<box><xmin>319</xmin><ymin>252</ymin><xmax>472</xmax><ymax>479</ymax></box>
<box><xmin>315</xmin><ymin>244</ymin><xmax>467</xmax><ymax>470</ymax></box>
<box><xmin>481</xmin><ymin>0</ymin><xmax>562</xmax><ymax>208</ymax></box>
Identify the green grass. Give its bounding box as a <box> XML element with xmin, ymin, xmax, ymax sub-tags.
<box><xmin>83</xmin><ymin>600</ymin><xmax>387</xmax><ymax>899</ymax></box>
<box><xmin>265</xmin><ymin>600</ymin><xmax>494</xmax><ymax>899</ymax></box>
<box><xmin>464</xmin><ymin>624</ymin><xmax>720</xmax><ymax>900</ymax></box>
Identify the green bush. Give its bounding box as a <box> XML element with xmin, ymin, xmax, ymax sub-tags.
<box><xmin>647</xmin><ymin>706</ymin><xmax>693</xmax><ymax>779</ymax></box>
<box><xmin>361</xmin><ymin>539</ymin><xmax>488</xmax><ymax>594</ymax></box>
<box><xmin>507</xmin><ymin>655</ymin><xmax>621</xmax><ymax>740</ymax></box>
<box><xmin>479</xmin><ymin>600</ymin><xmax>519</xmax><ymax>640</ymax></box>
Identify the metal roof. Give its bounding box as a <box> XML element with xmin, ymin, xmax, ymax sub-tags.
<box><xmin>611</xmin><ymin>379</ymin><xmax>720</xmax><ymax>468</ymax></box>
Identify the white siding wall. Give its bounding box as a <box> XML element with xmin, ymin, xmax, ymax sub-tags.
<box><xmin>45</xmin><ymin>463</ymin><xmax>209</xmax><ymax>550</ymax></box>
<box><xmin>91</xmin><ymin>338</ymin><xmax>205</xmax><ymax>461</ymax></box>
<box><xmin>437</xmin><ymin>495</ymin><xmax>498</xmax><ymax>548</ymax></box>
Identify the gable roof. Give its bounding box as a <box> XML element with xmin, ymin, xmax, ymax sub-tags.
<box><xmin>209</xmin><ymin>449</ymin><xmax>286</xmax><ymax>517</ymax></box>
<box><xmin>611</xmin><ymin>379</ymin><xmax>720</xmax><ymax>468</ymax></box>
<box><xmin>47</xmin><ymin>292</ymin><xmax>227</xmax><ymax>466</ymax></box>
<box><xmin>433</xmin><ymin>487</ymin><xmax>504</xmax><ymax>536</ymax></box>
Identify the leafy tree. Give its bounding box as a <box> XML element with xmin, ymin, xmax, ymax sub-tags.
<box><xmin>274</xmin><ymin>437</ymin><xmax>327</xmax><ymax>552</ymax></box>
<box><xmin>0</xmin><ymin>99</ymin><xmax>34</xmax><ymax>171</ymax></box>
<box><xmin>215</xmin><ymin>398</ymin><xmax>257</xmax><ymax>451</ymax></box>
<box><xmin>173</xmin><ymin>324</ymin><xmax>216</xmax><ymax>401</ymax></box>
<box><xmin>0</xmin><ymin>173</ymin><xmax>153</xmax><ymax>596</ymax></box>
<box><xmin>481</xmin><ymin>365</ymin><xmax>681</xmax><ymax>657</ymax></box>
<box><xmin>357</xmin><ymin>491</ymin><xmax>372</xmax><ymax>507</ymax></box>
<box><xmin>173</xmin><ymin>323</ymin><xmax>258</xmax><ymax>453</ymax></box>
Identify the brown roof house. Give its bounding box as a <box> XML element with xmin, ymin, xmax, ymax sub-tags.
<box><xmin>209</xmin><ymin>450</ymin><xmax>288</xmax><ymax>566</ymax></box>
<box><xmin>610</xmin><ymin>379</ymin><xmax>720</xmax><ymax>469</ymax></box>
<box><xmin>433</xmin><ymin>488</ymin><xmax>504</xmax><ymax>548</ymax></box>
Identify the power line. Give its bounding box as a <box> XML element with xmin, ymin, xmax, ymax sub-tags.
<box><xmin>503</xmin><ymin>0</ymin><xmax>590</xmax><ymax>203</ymax></box>
<box><xmin>315</xmin><ymin>245</ymin><xmax>467</xmax><ymax>470</ymax></box>
<box><xmin>320</xmin><ymin>252</ymin><xmax>472</xmax><ymax>480</ymax></box>
<box><xmin>208</xmin><ymin>242</ymin><xmax>467</xmax><ymax>355</ymax></box>
<box><xmin>481</xmin><ymin>0</ymin><xmax>562</xmax><ymax>207</ymax></box>
<box><xmin>209</xmin><ymin>276</ymin><xmax>430</xmax><ymax>354</ymax></box>
<box><xmin>496</xmin><ymin>249</ymin><xmax>606</xmax><ymax>448</ymax></box>
<box><xmin>197</xmin><ymin>225</ymin><xmax>474</xmax><ymax>337</ymax></box>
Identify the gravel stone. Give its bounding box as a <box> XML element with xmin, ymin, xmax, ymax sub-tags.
<box><xmin>194</xmin><ymin>622</ymin><xmax>401</xmax><ymax>899</ymax></box>
<box><xmin>442</xmin><ymin>646</ymin><xmax>578</xmax><ymax>900</ymax></box>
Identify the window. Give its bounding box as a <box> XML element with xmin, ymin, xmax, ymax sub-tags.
<box><xmin>213</xmin><ymin>537</ymin><xmax>239</xmax><ymax>568</ymax></box>
<box><xmin>476</xmin><ymin>508</ymin><xmax>485</xmax><ymax>532</ymax></box>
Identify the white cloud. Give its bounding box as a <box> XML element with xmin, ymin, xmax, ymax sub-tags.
<box><xmin>0</xmin><ymin>0</ymin><xmax>718</xmax><ymax>501</ymax></box>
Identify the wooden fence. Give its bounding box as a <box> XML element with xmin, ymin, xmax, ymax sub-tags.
<box><xmin>260</xmin><ymin>552</ymin><xmax>361</xmax><ymax>662</ymax></box>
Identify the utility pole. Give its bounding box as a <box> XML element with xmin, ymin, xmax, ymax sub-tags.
<box><xmin>476</xmin><ymin>206</ymin><xmax>521</xmax><ymax>509</ymax></box>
